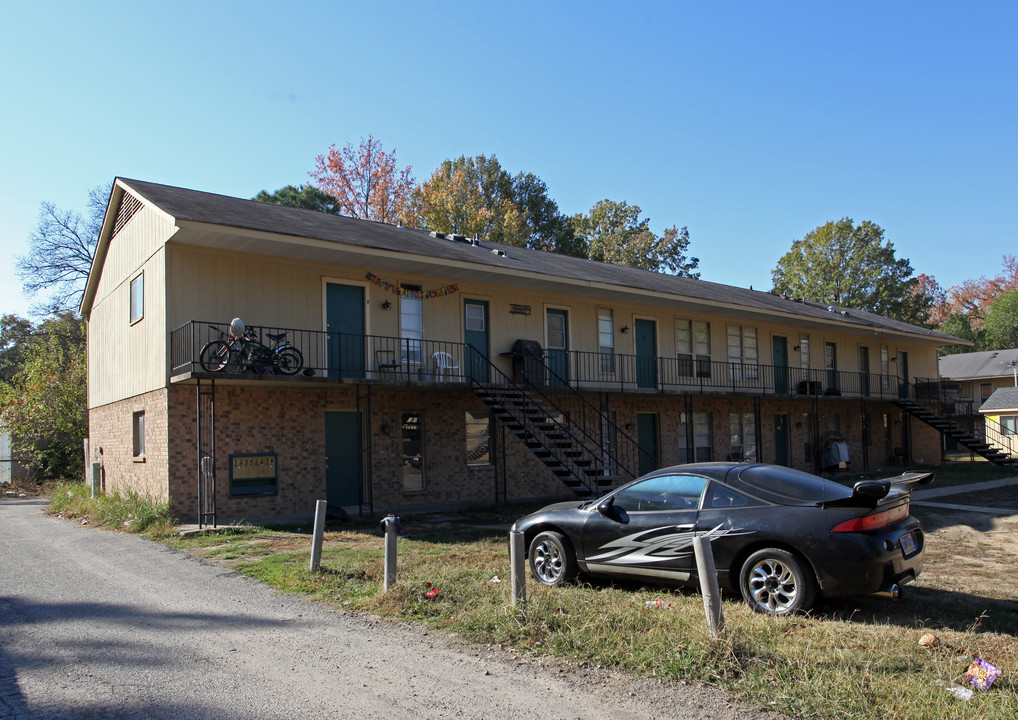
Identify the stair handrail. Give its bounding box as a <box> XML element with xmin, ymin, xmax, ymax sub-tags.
<box><xmin>469</xmin><ymin>348</ymin><xmax>640</xmax><ymax>496</ymax></box>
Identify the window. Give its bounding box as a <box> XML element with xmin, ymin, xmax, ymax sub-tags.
<box><xmin>880</xmin><ymin>345</ymin><xmax>891</xmax><ymax>391</ymax></box>
<box><xmin>705</xmin><ymin>483</ymin><xmax>762</xmax><ymax>509</ymax></box>
<box><xmin>727</xmin><ymin>325</ymin><xmax>758</xmax><ymax>381</ymax></box>
<box><xmin>612</xmin><ymin>473</ymin><xmax>708</xmax><ymax>512</ymax></box>
<box><xmin>679</xmin><ymin>411</ymin><xmax>713</xmax><ymax>463</ymax></box>
<box><xmin>980</xmin><ymin>384</ymin><xmax>992</xmax><ymax>404</ymax></box>
<box><xmin>729</xmin><ymin>412</ymin><xmax>757</xmax><ymax>461</ymax></box>
<box><xmin>676</xmin><ymin>318</ymin><xmax>711</xmax><ymax>378</ymax></box>
<box><xmin>402</xmin><ymin>411</ymin><xmax>425</xmax><ymax>490</ymax></box>
<box><xmin>1002</xmin><ymin>416</ymin><xmax>1017</xmax><ymax>435</ymax></box>
<box><xmin>825</xmin><ymin>341</ymin><xmax>838</xmax><ymax>390</ymax></box>
<box><xmin>129</xmin><ymin>273</ymin><xmax>144</xmax><ymax>324</ymax></box>
<box><xmin>465</xmin><ymin>303</ymin><xmax>485</xmax><ymax>332</ymax></box>
<box><xmin>400</xmin><ymin>284</ymin><xmax>423</xmax><ymax>364</ymax></box>
<box><xmin>132</xmin><ymin>411</ymin><xmax>145</xmax><ymax>459</ymax></box>
<box><xmin>465</xmin><ymin>410</ymin><xmax>491</xmax><ymax>465</ymax></box>
<box><xmin>799</xmin><ymin>333</ymin><xmax>810</xmax><ymax>378</ymax></box>
<box><xmin>598</xmin><ymin>308</ymin><xmax>615</xmax><ymax>373</ymax></box>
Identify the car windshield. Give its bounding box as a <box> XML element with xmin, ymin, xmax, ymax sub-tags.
<box><xmin>731</xmin><ymin>465</ymin><xmax>853</xmax><ymax>504</ymax></box>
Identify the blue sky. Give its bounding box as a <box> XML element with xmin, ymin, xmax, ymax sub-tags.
<box><xmin>1</xmin><ymin>1</ymin><xmax>1015</xmax><ymax>317</ymax></box>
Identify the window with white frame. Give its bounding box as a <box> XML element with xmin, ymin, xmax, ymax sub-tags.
<box><xmin>729</xmin><ymin>412</ymin><xmax>756</xmax><ymax>461</ymax></box>
<box><xmin>799</xmin><ymin>333</ymin><xmax>810</xmax><ymax>379</ymax></box>
<box><xmin>679</xmin><ymin>411</ymin><xmax>713</xmax><ymax>463</ymax></box>
<box><xmin>880</xmin><ymin>345</ymin><xmax>891</xmax><ymax>390</ymax></box>
<box><xmin>1001</xmin><ymin>416</ymin><xmax>1017</xmax><ymax>436</ymax></box>
<box><xmin>676</xmin><ymin>318</ymin><xmax>711</xmax><ymax>378</ymax></box>
<box><xmin>598</xmin><ymin>308</ymin><xmax>615</xmax><ymax>373</ymax></box>
<box><xmin>465</xmin><ymin>409</ymin><xmax>491</xmax><ymax>465</ymax></box>
<box><xmin>401</xmin><ymin>411</ymin><xmax>425</xmax><ymax>490</ymax></box>
<box><xmin>727</xmin><ymin>325</ymin><xmax>758</xmax><ymax>381</ymax></box>
<box><xmin>129</xmin><ymin>272</ymin><xmax>144</xmax><ymax>324</ymax></box>
<box><xmin>132</xmin><ymin>410</ymin><xmax>145</xmax><ymax>459</ymax></box>
<box><xmin>400</xmin><ymin>284</ymin><xmax>423</xmax><ymax>364</ymax></box>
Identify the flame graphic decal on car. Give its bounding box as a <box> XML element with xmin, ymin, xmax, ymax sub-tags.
<box><xmin>587</xmin><ymin>524</ymin><xmax>750</xmax><ymax>566</ymax></box>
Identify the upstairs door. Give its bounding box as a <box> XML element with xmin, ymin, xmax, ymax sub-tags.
<box><xmin>545</xmin><ymin>308</ymin><xmax>569</xmax><ymax>385</ymax></box>
<box><xmin>898</xmin><ymin>351</ymin><xmax>910</xmax><ymax>399</ymax></box>
<box><xmin>635</xmin><ymin>319</ymin><xmax>657</xmax><ymax>389</ymax></box>
<box><xmin>464</xmin><ymin>299</ymin><xmax>489</xmax><ymax>383</ymax></box>
<box><xmin>326</xmin><ymin>283</ymin><xmax>364</xmax><ymax>378</ymax></box>
<box><xmin>859</xmin><ymin>346</ymin><xmax>871</xmax><ymax>397</ymax></box>
<box><xmin>773</xmin><ymin>335</ymin><xmax>789</xmax><ymax>395</ymax></box>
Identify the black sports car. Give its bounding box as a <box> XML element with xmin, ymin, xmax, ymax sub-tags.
<box><xmin>511</xmin><ymin>463</ymin><xmax>933</xmax><ymax>615</ymax></box>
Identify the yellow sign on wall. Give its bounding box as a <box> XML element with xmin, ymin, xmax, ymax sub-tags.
<box><xmin>230</xmin><ymin>454</ymin><xmax>277</xmax><ymax>480</ymax></box>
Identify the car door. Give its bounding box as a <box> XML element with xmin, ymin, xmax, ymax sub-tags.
<box><xmin>580</xmin><ymin>473</ymin><xmax>708</xmax><ymax>583</ymax></box>
<box><xmin>694</xmin><ymin>480</ymin><xmax>767</xmax><ymax>586</ymax></box>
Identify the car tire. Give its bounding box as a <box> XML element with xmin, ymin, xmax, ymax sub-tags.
<box><xmin>528</xmin><ymin>531</ymin><xmax>578</xmax><ymax>587</ymax></box>
<box><xmin>739</xmin><ymin>548</ymin><xmax>816</xmax><ymax>615</ymax></box>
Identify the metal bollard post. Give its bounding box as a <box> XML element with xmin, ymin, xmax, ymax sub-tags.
<box><xmin>380</xmin><ymin>515</ymin><xmax>400</xmax><ymax>593</ymax></box>
<box><xmin>693</xmin><ymin>535</ymin><xmax>725</xmax><ymax>639</ymax></box>
<box><xmin>309</xmin><ymin>500</ymin><xmax>327</xmax><ymax>572</ymax></box>
<box><xmin>510</xmin><ymin>530</ymin><xmax>526</xmax><ymax>606</ymax></box>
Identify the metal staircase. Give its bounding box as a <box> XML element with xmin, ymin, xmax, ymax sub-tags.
<box><xmin>470</xmin><ymin>349</ymin><xmax>647</xmax><ymax>499</ymax></box>
<box><xmin>897</xmin><ymin>399</ymin><xmax>1018</xmax><ymax>468</ymax></box>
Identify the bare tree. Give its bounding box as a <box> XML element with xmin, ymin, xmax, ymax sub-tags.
<box><xmin>16</xmin><ymin>183</ymin><xmax>112</xmax><ymax>314</ymax></box>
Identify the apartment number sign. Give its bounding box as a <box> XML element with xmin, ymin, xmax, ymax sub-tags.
<box><xmin>365</xmin><ymin>272</ymin><xmax>459</xmax><ymax>299</ymax></box>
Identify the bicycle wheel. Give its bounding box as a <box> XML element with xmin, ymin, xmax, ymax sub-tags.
<box><xmin>199</xmin><ymin>340</ymin><xmax>234</xmax><ymax>372</ymax></box>
<box><xmin>274</xmin><ymin>347</ymin><xmax>304</xmax><ymax>375</ymax></box>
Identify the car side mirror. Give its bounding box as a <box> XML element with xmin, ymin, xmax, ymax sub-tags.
<box><xmin>597</xmin><ymin>497</ymin><xmax>615</xmax><ymax>517</ymax></box>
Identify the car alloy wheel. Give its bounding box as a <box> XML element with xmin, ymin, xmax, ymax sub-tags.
<box><xmin>740</xmin><ymin>548</ymin><xmax>815</xmax><ymax>615</ymax></box>
<box><xmin>528</xmin><ymin>531</ymin><xmax>577</xmax><ymax>586</ymax></box>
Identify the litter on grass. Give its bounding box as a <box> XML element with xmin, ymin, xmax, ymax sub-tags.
<box><xmin>965</xmin><ymin>658</ymin><xmax>1002</xmax><ymax>691</ymax></box>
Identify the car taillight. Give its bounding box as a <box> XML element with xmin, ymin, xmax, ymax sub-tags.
<box><xmin>832</xmin><ymin>500</ymin><xmax>910</xmax><ymax>533</ymax></box>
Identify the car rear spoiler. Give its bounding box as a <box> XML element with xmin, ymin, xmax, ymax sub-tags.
<box><xmin>886</xmin><ymin>471</ymin><xmax>935</xmax><ymax>492</ymax></box>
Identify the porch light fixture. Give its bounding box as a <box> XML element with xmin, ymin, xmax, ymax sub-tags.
<box><xmin>621</xmin><ymin>325</ymin><xmax>630</xmax><ymax>334</ymax></box>
<box><xmin>382</xmin><ymin>300</ymin><xmax>392</xmax><ymax>311</ymax></box>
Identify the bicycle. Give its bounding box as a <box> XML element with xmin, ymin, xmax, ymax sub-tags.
<box><xmin>199</xmin><ymin>320</ymin><xmax>303</xmax><ymax>375</ymax></box>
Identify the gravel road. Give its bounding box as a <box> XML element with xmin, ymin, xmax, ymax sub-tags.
<box><xmin>0</xmin><ymin>499</ymin><xmax>781</xmax><ymax>720</ymax></box>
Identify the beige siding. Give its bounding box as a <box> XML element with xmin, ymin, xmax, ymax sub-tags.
<box><xmin>88</xmin><ymin>205</ymin><xmax>172</xmax><ymax>409</ymax></box>
<box><xmin>163</xmin><ymin>242</ymin><xmax>941</xmax><ymax>383</ymax></box>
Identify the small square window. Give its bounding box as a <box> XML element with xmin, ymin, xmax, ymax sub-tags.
<box><xmin>130</xmin><ymin>273</ymin><xmax>144</xmax><ymax>324</ymax></box>
<box><xmin>132</xmin><ymin>411</ymin><xmax>146</xmax><ymax>459</ymax></box>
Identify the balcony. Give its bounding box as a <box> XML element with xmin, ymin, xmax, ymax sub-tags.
<box><xmin>170</xmin><ymin>321</ymin><xmax>912</xmax><ymax>400</ymax></box>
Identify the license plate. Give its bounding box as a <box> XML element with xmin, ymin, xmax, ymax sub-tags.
<box><xmin>900</xmin><ymin>532</ymin><xmax>917</xmax><ymax>556</ymax></box>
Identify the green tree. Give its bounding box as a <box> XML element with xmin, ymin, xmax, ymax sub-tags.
<box><xmin>569</xmin><ymin>199</ymin><xmax>700</xmax><ymax>276</ymax></box>
<box><xmin>771</xmin><ymin>218</ymin><xmax>928</xmax><ymax>323</ymax></box>
<box><xmin>0</xmin><ymin>315</ymin><xmax>33</xmax><ymax>382</ymax></box>
<box><xmin>16</xmin><ymin>183</ymin><xmax>112</xmax><ymax>313</ymax></box>
<box><xmin>253</xmin><ymin>184</ymin><xmax>339</xmax><ymax>214</ymax></box>
<box><xmin>938</xmin><ymin>313</ymin><xmax>982</xmax><ymax>355</ymax></box>
<box><xmin>0</xmin><ymin>313</ymin><xmax>87</xmax><ymax>480</ymax></box>
<box><xmin>982</xmin><ymin>290</ymin><xmax>1018</xmax><ymax>351</ymax></box>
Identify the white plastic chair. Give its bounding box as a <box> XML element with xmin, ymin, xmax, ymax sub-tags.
<box><xmin>432</xmin><ymin>351</ymin><xmax>460</xmax><ymax>381</ymax></box>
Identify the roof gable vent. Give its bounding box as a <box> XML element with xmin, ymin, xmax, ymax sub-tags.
<box><xmin>111</xmin><ymin>192</ymin><xmax>142</xmax><ymax>240</ymax></box>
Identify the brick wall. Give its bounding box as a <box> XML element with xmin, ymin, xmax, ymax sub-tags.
<box><xmin>88</xmin><ymin>388</ymin><xmax>169</xmax><ymax>503</ymax></box>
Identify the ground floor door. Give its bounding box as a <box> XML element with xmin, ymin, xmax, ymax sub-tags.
<box><xmin>325</xmin><ymin>411</ymin><xmax>362</xmax><ymax>507</ymax></box>
<box><xmin>774</xmin><ymin>414</ymin><xmax>790</xmax><ymax>466</ymax></box>
<box><xmin>326</xmin><ymin>283</ymin><xmax>365</xmax><ymax>378</ymax></box>
<box><xmin>636</xmin><ymin>412</ymin><xmax>659</xmax><ymax>475</ymax></box>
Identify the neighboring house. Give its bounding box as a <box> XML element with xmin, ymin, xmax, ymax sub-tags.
<box><xmin>939</xmin><ymin>349</ymin><xmax>1018</xmax><ymax>412</ymax></box>
<box><xmin>0</xmin><ymin>427</ymin><xmax>30</xmax><ymax>485</ymax></box>
<box><xmin>81</xmin><ymin>178</ymin><xmax>961</xmax><ymax>525</ymax></box>
<box><xmin>978</xmin><ymin>387</ymin><xmax>1018</xmax><ymax>457</ymax></box>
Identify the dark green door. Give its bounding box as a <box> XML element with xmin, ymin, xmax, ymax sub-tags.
<box><xmin>326</xmin><ymin>283</ymin><xmax>364</xmax><ymax>378</ymax></box>
<box><xmin>859</xmin><ymin>346</ymin><xmax>871</xmax><ymax>397</ymax></box>
<box><xmin>464</xmin><ymin>299</ymin><xmax>489</xmax><ymax>383</ymax></box>
<box><xmin>546</xmin><ymin>308</ymin><xmax>568</xmax><ymax>385</ymax></box>
<box><xmin>637</xmin><ymin>413</ymin><xmax>659</xmax><ymax>475</ymax></box>
<box><xmin>773</xmin><ymin>336</ymin><xmax>788</xmax><ymax>395</ymax></box>
<box><xmin>774</xmin><ymin>414</ymin><xmax>790</xmax><ymax>466</ymax></box>
<box><xmin>325</xmin><ymin>411</ymin><xmax>362</xmax><ymax>507</ymax></box>
<box><xmin>898</xmin><ymin>351</ymin><xmax>909</xmax><ymax>399</ymax></box>
<box><xmin>635</xmin><ymin>319</ymin><xmax>657</xmax><ymax>389</ymax></box>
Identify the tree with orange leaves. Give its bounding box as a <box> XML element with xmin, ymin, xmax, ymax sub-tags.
<box><xmin>310</xmin><ymin>135</ymin><xmax>417</xmax><ymax>225</ymax></box>
<box><xmin>943</xmin><ymin>255</ymin><xmax>1018</xmax><ymax>329</ymax></box>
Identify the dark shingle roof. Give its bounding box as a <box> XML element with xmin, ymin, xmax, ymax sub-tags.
<box><xmin>939</xmin><ymin>349</ymin><xmax>1018</xmax><ymax>380</ymax></box>
<box><xmin>980</xmin><ymin>387</ymin><xmax>1018</xmax><ymax>412</ymax></box>
<box><xmin>118</xmin><ymin>178</ymin><xmax>960</xmax><ymax>343</ymax></box>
